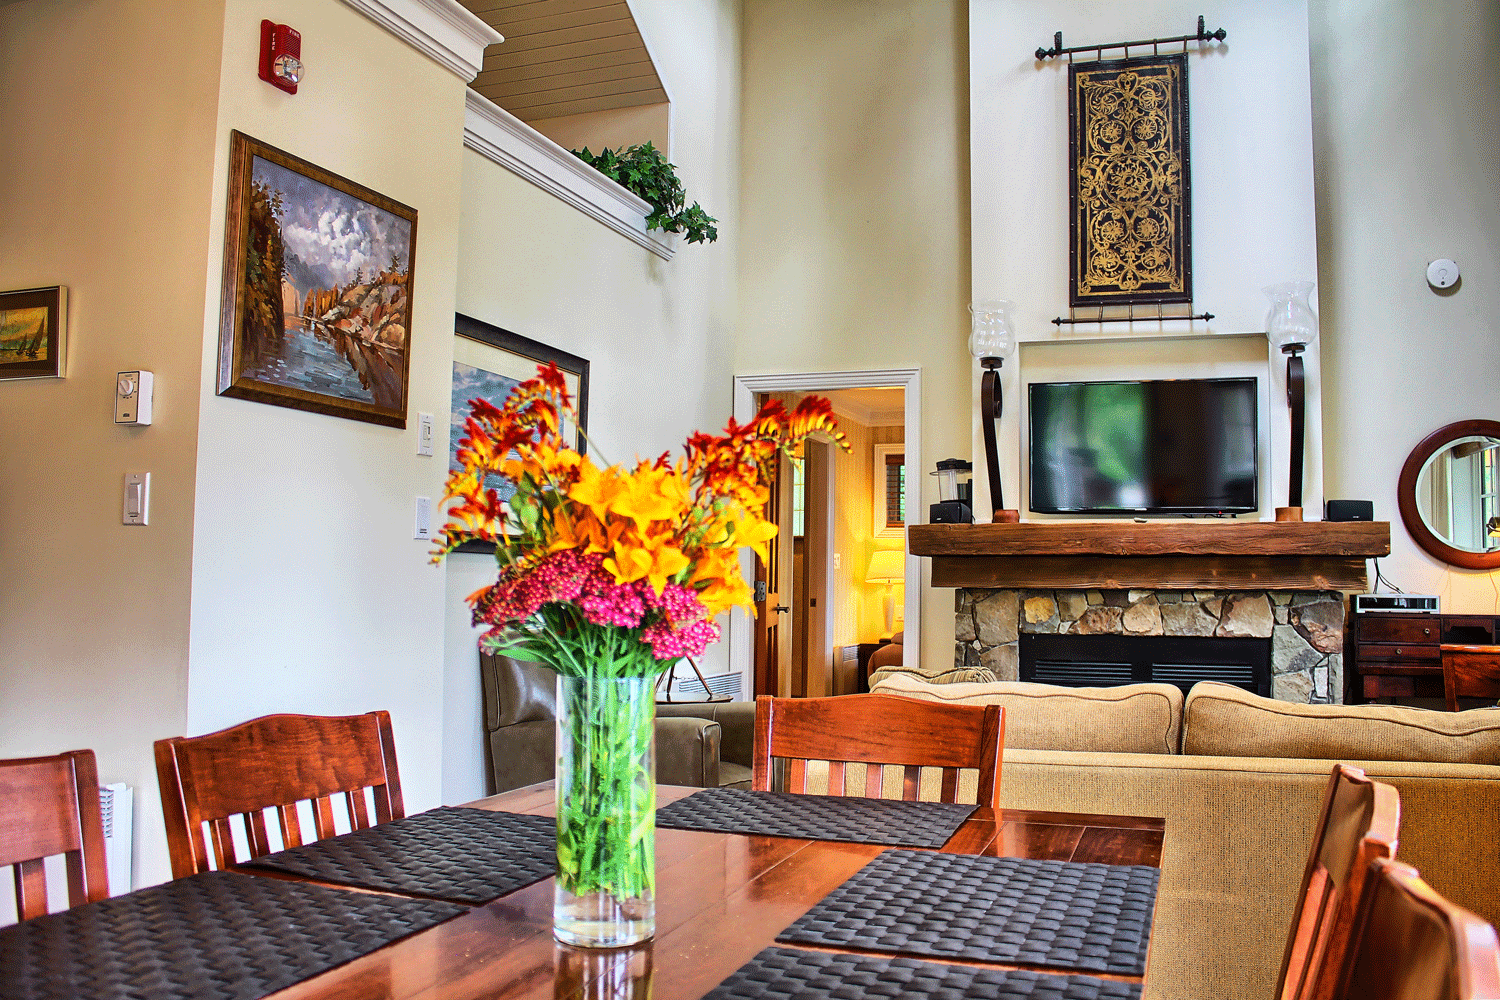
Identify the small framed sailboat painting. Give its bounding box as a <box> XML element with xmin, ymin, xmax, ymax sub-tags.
<box><xmin>0</xmin><ymin>285</ymin><xmax>67</xmax><ymax>380</ymax></box>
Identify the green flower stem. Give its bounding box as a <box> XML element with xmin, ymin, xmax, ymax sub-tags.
<box><xmin>556</xmin><ymin>673</ymin><xmax>656</xmax><ymax>901</ymax></box>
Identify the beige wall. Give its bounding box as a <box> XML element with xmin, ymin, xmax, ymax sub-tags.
<box><xmin>0</xmin><ymin>0</ymin><xmax>225</xmax><ymax>901</ymax></box>
<box><xmin>184</xmin><ymin>0</ymin><xmax>470</xmax><ymax>884</ymax></box>
<box><xmin>1311</xmin><ymin>0</ymin><xmax>1500</xmax><ymax>611</ymax></box>
<box><xmin>445</xmin><ymin>0</ymin><xmax>743</xmax><ymax>804</ymax></box>
<box><xmin>738</xmin><ymin>0</ymin><xmax>971</xmax><ymax>679</ymax></box>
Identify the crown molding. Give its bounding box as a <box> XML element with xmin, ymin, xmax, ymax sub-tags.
<box><xmin>463</xmin><ymin>90</ymin><xmax>676</xmax><ymax>260</ymax></box>
<box><xmin>339</xmin><ymin>0</ymin><xmax>502</xmax><ymax>82</ymax></box>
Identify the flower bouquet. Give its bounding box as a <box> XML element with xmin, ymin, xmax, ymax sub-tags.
<box><xmin>434</xmin><ymin>364</ymin><xmax>845</xmax><ymax>946</ymax></box>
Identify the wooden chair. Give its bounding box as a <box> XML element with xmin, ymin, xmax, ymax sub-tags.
<box><xmin>752</xmin><ymin>693</ymin><xmax>1004</xmax><ymax>811</ymax></box>
<box><xmin>1333</xmin><ymin>857</ymin><xmax>1500</xmax><ymax>1000</ymax></box>
<box><xmin>154</xmin><ymin>711</ymin><xmax>403</xmax><ymax>879</ymax></box>
<box><xmin>0</xmin><ymin>749</ymin><xmax>110</xmax><ymax>919</ymax></box>
<box><xmin>1440</xmin><ymin>644</ymin><xmax>1500</xmax><ymax>711</ymax></box>
<box><xmin>1275</xmin><ymin>763</ymin><xmax>1401</xmax><ymax>1000</ymax></box>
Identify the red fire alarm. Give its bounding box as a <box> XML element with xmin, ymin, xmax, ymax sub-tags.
<box><xmin>259</xmin><ymin>20</ymin><xmax>303</xmax><ymax>94</ymax></box>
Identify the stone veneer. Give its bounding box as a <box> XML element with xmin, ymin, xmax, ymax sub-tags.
<box><xmin>954</xmin><ymin>588</ymin><xmax>1347</xmax><ymax>704</ymax></box>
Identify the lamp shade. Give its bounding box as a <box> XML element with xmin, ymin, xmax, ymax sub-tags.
<box><xmin>968</xmin><ymin>300</ymin><xmax>1016</xmax><ymax>360</ymax></box>
<box><xmin>1263</xmin><ymin>281</ymin><xmax>1319</xmax><ymax>352</ymax></box>
<box><xmin>865</xmin><ymin>548</ymin><xmax>905</xmax><ymax>584</ymax></box>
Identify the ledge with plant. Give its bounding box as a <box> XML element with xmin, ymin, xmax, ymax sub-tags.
<box><xmin>572</xmin><ymin>142</ymin><xmax>718</xmax><ymax>245</ymax></box>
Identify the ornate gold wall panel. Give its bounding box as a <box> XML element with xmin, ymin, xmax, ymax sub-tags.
<box><xmin>1069</xmin><ymin>55</ymin><xmax>1191</xmax><ymax>307</ymax></box>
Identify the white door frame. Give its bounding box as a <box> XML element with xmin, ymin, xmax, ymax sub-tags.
<box><xmin>730</xmin><ymin>369</ymin><xmax>922</xmax><ymax>692</ymax></box>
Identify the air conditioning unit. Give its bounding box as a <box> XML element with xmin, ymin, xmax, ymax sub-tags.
<box><xmin>665</xmin><ymin>670</ymin><xmax>744</xmax><ymax>702</ymax></box>
<box><xmin>99</xmin><ymin>783</ymin><xmax>133</xmax><ymax>896</ymax></box>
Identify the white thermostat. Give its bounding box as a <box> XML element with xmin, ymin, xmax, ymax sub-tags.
<box><xmin>115</xmin><ymin>370</ymin><xmax>153</xmax><ymax>425</ymax></box>
<box><xmin>1427</xmin><ymin>259</ymin><xmax>1459</xmax><ymax>289</ymax></box>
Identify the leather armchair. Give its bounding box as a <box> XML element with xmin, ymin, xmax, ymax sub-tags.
<box><xmin>479</xmin><ymin>650</ymin><xmax>756</xmax><ymax>794</ymax></box>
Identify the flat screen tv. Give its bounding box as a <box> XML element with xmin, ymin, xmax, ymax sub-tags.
<box><xmin>1029</xmin><ymin>377</ymin><xmax>1258</xmax><ymax>515</ymax></box>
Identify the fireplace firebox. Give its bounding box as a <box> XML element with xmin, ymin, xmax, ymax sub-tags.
<box><xmin>1020</xmin><ymin>633</ymin><xmax>1271</xmax><ymax>697</ymax></box>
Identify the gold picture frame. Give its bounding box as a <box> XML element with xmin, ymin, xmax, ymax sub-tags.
<box><xmin>0</xmin><ymin>286</ymin><xmax>67</xmax><ymax>380</ymax></box>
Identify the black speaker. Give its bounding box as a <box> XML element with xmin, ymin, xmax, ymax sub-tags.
<box><xmin>1326</xmin><ymin>499</ymin><xmax>1374</xmax><ymax>522</ymax></box>
<box><xmin>930</xmin><ymin>501</ymin><xmax>973</xmax><ymax>524</ymax></box>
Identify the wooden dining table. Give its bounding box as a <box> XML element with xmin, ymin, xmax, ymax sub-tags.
<box><xmin>256</xmin><ymin>781</ymin><xmax>1165</xmax><ymax>1000</ymax></box>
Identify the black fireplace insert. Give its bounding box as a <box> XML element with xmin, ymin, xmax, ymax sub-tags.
<box><xmin>1019</xmin><ymin>633</ymin><xmax>1271</xmax><ymax>696</ymax></box>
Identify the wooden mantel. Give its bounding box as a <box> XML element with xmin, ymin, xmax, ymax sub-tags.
<box><xmin>908</xmin><ymin>521</ymin><xmax>1391</xmax><ymax>591</ymax></box>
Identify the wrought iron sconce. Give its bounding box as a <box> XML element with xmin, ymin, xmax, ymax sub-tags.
<box><xmin>1264</xmin><ymin>282</ymin><xmax>1319</xmax><ymax>522</ymax></box>
<box><xmin>968</xmin><ymin>301</ymin><xmax>1019</xmax><ymax>523</ymax></box>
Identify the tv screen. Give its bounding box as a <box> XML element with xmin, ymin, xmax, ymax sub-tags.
<box><xmin>1029</xmin><ymin>377</ymin><xmax>1258</xmax><ymax>514</ymax></box>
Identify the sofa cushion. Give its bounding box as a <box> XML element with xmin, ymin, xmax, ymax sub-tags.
<box><xmin>1183</xmin><ymin>681</ymin><xmax>1500</xmax><ymax>764</ymax></box>
<box><xmin>870</xmin><ymin>672</ymin><xmax>1183</xmax><ymax>754</ymax></box>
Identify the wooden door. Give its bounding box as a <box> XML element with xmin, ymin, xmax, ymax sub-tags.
<box><xmin>753</xmin><ymin>449</ymin><xmax>795</xmax><ymax>697</ymax></box>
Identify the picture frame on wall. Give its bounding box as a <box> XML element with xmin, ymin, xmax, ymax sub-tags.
<box><xmin>216</xmin><ymin>130</ymin><xmax>419</xmax><ymax>428</ymax></box>
<box><xmin>0</xmin><ymin>286</ymin><xmax>67</xmax><ymax>380</ymax></box>
<box><xmin>451</xmin><ymin>313</ymin><xmax>590</xmax><ymax>554</ymax></box>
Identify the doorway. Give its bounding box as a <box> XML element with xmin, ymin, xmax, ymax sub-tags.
<box><xmin>731</xmin><ymin>370</ymin><xmax>921</xmax><ymax>700</ymax></box>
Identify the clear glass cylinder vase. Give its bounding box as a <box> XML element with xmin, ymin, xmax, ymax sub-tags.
<box><xmin>554</xmin><ymin>673</ymin><xmax>656</xmax><ymax>948</ymax></box>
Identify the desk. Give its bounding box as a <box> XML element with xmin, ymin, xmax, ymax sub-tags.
<box><xmin>267</xmin><ymin>783</ymin><xmax>1164</xmax><ymax>1000</ymax></box>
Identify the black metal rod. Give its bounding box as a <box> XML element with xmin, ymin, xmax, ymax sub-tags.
<box><xmin>1286</xmin><ymin>350</ymin><xmax>1306</xmax><ymax>509</ymax></box>
<box><xmin>980</xmin><ymin>360</ymin><xmax>1004</xmax><ymax>515</ymax></box>
<box><xmin>1052</xmin><ymin>311</ymin><xmax>1215</xmax><ymax>326</ymax></box>
<box><xmin>1035</xmin><ymin>16</ymin><xmax>1226</xmax><ymax>61</ymax></box>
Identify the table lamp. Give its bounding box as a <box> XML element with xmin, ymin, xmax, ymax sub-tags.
<box><xmin>865</xmin><ymin>549</ymin><xmax>905</xmax><ymax>634</ymax></box>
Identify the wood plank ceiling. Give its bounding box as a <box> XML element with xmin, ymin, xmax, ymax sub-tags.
<box><xmin>460</xmin><ymin>0</ymin><xmax>668</xmax><ymax>123</ymax></box>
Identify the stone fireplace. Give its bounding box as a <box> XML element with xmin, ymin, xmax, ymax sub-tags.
<box><xmin>954</xmin><ymin>588</ymin><xmax>1346</xmax><ymax>703</ymax></box>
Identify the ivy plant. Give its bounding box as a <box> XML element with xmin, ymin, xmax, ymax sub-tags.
<box><xmin>572</xmin><ymin>142</ymin><xmax>719</xmax><ymax>245</ymax></box>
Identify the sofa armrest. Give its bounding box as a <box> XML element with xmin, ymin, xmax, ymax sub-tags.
<box><xmin>657</xmin><ymin>701</ymin><xmax>756</xmax><ymax>770</ymax></box>
<box><xmin>654</xmin><ymin>716</ymin><xmax>721</xmax><ymax>788</ymax></box>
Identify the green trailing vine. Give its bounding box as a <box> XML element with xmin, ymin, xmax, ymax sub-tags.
<box><xmin>572</xmin><ymin>142</ymin><xmax>719</xmax><ymax>245</ymax></box>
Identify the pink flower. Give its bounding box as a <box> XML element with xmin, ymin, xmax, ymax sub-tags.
<box><xmin>643</xmin><ymin>618</ymin><xmax>721</xmax><ymax>660</ymax></box>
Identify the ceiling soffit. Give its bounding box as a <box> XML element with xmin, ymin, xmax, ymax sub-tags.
<box><xmin>459</xmin><ymin>0</ymin><xmax>667</xmax><ymax>122</ymax></box>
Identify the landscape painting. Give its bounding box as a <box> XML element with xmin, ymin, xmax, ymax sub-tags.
<box><xmin>217</xmin><ymin>131</ymin><xmax>418</xmax><ymax>427</ymax></box>
<box><xmin>0</xmin><ymin>286</ymin><xmax>67</xmax><ymax>380</ymax></box>
<box><xmin>451</xmin><ymin>314</ymin><xmax>589</xmax><ymax>553</ymax></box>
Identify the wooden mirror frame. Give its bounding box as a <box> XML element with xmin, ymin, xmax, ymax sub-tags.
<box><xmin>1397</xmin><ymin>419</ymin><xmax>1500</xmax><ymax>570</ymax></box>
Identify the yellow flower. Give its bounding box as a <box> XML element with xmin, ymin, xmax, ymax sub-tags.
<box><xmin>612</xmin><ymin>466</ymin><xmax>689</xmax><ymax>528</ymax></box>
<box><xmin>568</xmin><ymin>458</ymin><xmax>627</xmax><ymax>521</ymax></box>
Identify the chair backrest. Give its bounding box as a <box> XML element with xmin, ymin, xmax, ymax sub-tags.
<box><xmin>1441</xmin><ymin>645</ymin><xmax>1500</xmax><ymax>711</ymax></box>
<box><xmin>1276</xmin><ymin>763</ymin><xmax>1401</xmax><ymax>1000</ymax></box>
<box><xmin>752</xmin><ymin>694</ymin><xmax>1004</xmax><ymax>811</ymax></box>
<box><xmin>1335</xmin><ymin>858</ymin><xmax>1500</xmax><ymax>1000</ymax></box>
<box><xmin>154</xmin><ymin>712</ymin><xmax>403</xmax><ymax>878</ymax></box>
<box><xmin>0</xmin><ymin>749</ymin><xmax>109</xmax><ymax>919</ymax></box>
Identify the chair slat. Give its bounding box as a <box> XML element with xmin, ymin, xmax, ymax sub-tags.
<box><xmin>940</xmin><ymin>767</ymin><xmax>959</xmax><ymax>802</ymax></box>
<box><xmin>864</xmin><ymin>763</ymin><xmax>883</xmax><ymax>799</ymax></box>
<box><xmin>248</xmin><ymin>811</ymin><xmax>272</xmax><ymax>858</ymax></box>
<box><xmin>210</xmin><ymin>818</ymin><xmax>237</xmax><ymax>867</ymax></box>
<box><xmin>901</xmin><ymin>765</ymin><xmax>920</xmax><ymax>801</ymax></box>
<box><xmin>154</xmin><ymin>712</ymin><xmax>404</xmax><ymax>877</ymax></box>
<box><xmin>348</xmin><ymin>789</ymin><xmax>371</xmax><ymax>830</ymax></box>
<box><xmin>14</xmin><ymin>857</ymin><xmax>47</xmax><ymax>920</ymax></box>
<box><xmin>787</xmin><ymin>759</ymin><xmax>807</xmax><ymax>794</ymax></box>
<box><xmin>826</xmin><ymin>761</ymin><xmax>846</xmax><ymax>796</ymax></box>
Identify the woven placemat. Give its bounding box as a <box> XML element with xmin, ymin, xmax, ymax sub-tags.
<box><xmin>777</xmin><ymin>850</ymin><xmax>1159</xmax><ymax>975</ymax></box>
<box><xmin>703</xmin><ymin>947</ymin><xmax>1142</xmax><ymax>1000</ymax></box>
<box><xmin>0</xmin><ymin>869</ymin><xmax>465</xmax><ymax>1000</ymax></box>
<box><xmin>655</xmin><ymin>788</ymin><xmax>975</xmax><ymax>848</ymax></box>
<box><xmin>243</xmin><ymin>806</ymin><xmax>555</xmax><ymax>904</ymax></box>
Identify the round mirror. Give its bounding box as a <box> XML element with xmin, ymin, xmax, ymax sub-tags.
<box><xmin>1398</xmin><ymin>420</ymin><xmax>1500</xmax><ymax>569</ymax></box>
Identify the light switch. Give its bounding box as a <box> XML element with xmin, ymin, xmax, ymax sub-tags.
<box><xmin>123</xmin><ymin>472</ymin><xmax>150</xmax><ymax>526</ymax></box>
<box><xmin>414</xmin><ymin>496</ymin><xmax>432</xmax><ymax>540</ymax></box>
<box><xmin>417</xmin><ymin>412</ymin><xmax>434</xmax><ymax>456</ymax></box>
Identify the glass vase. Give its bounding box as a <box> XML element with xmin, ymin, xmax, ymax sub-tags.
<box><xmin>1262</xmin><ymin>281</ymin><xmax>1318</xmax><ymax>353</ymax></box>
<box><xmin>554</xmin><ymin>673</ymin><xmax>656</xmax><ymax>948</ymax></box>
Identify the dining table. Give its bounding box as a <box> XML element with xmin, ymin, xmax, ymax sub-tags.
<box><xmin>254</xmin><ymin>781</ymin><xmax>1167</xmax><ymax>1000</ymax></box>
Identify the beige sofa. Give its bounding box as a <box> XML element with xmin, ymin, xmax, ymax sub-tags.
<box><xmin>872</xmin><ymin>672</ymin><xmax>1500</xmax><ymax>1000</ymax></box>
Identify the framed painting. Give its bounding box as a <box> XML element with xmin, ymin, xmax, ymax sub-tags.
<box><xmin>216</xmin><ymin>130</ymin><xmax>418</xmax><ymax>427</ymax></box>
<box><xmin>451</xmin><ymin>313</ymin><xmax>590</xmax><ymax>554</ymax></box>
<box><xmin>0</xmin><ymin>286</ymin><xmax>67</xmax><ymax>380</ymax></box>
<box><xmin>1069</xmin><ymin>54</ymin><xmax>1192</xmax><ymax>307</ymax></box>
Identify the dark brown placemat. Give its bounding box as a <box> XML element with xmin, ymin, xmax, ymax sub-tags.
<box><xmin>777</xmin><ymin>850</ymin><xmax>1159</xmax><ymax>975</ymax></box>
<box><xmin>0</xmin><ymin>869</ymin><xmax>465</xmax><ymax>1000</ymax></box>
<box><xmin>655</xmin><ymin>787</ymin><xmax>976</xmax><ymax>848</ymax></box>
<box><xmin>703</xmin><ymin>947</ymin><xmax>1142</xmax><ymax>1000</ymax></box>
<box><xmin>243</xmin><ymin>806</ymin><xmax>555</xmax><ymax>904</ymax></box>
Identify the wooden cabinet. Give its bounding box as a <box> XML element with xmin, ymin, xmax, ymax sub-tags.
<box><xmin>1349</xmin><ymin>612</ymin><xmax>1500</xmax><ymax>701</ymax></box>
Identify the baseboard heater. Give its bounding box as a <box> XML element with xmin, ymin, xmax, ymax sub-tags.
<box><xmin>100</xmin><ymin>783</ymin><xmax>133</xmax><ymax>896</ymax></box>
<box><xmin>1020</xmin><ymin>634</ymin><xmax>1271</xmax><ymax>697</ymax></box>
<box><xmin>664</xmin><ymin>670</ymin><xmax>744</xmax><ymax>702</ymax></box>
